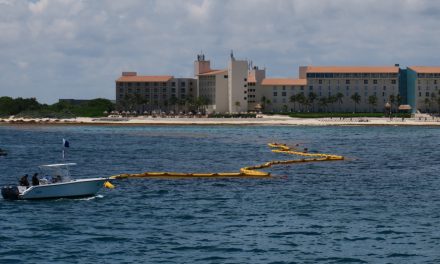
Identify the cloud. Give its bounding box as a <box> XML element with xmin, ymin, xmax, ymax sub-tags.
<box><xmin>0</xmin><ymin>0</ymin><xmax>440</xmax><ymax>103</ymax></box>
<box><xmin>28</xmin><ymin>0</ymin><xmax>49</xmax><ymax>14</ymax></box>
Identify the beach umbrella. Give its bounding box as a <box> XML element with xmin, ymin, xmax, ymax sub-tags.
<box><xmin>398</xmin><ymin>105</ymin><xmax>412</xmax><ymax>111</ymax></box>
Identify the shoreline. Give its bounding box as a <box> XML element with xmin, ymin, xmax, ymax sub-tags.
<box><xmin>1</xmin><ymin>115</ymin><xmax>440</xmax><ymax>127</ymax></box>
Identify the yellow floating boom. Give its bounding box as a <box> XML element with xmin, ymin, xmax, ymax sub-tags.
<box><xmin>109</xmin><ymin>143</ymin><xmax>345</xmax><ymax>180</ymax></box>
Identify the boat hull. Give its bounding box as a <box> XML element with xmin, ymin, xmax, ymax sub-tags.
<box><xmin>3</xmin><ymin>178</ymin><xmax>107</xmax><ymax>200</ymax></box>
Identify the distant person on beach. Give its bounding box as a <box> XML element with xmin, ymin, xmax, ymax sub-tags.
<box><xmin>19</xmin><ymin>174</ymin><xmax>29</xmax><ymax>187</ymax></box>
<box><xmin>32</xmin><ymin>173</ymin><xmax>39</xmax><ymax>186</ymax></box>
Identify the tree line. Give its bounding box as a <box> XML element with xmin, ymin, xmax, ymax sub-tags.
<box><xmin>260</xmin><ymin>92</ymin><xmax>417</xmax><ymax>113</ymax></box>
<box><xmin>0</xmin><ymin>96</ymin><xmax>114</xmax><ymax>118</ymax></box>
<box><xmin>117</xmin><ymin>94</ymin><xmax>210</xmax><ymax>114</ymax></box>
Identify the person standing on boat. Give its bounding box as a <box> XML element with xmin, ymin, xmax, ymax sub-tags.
<box><xmin>19</xmin><ymin>174</ymin><xmax>30</xmax><ymax>187</ymax></box>
<box><xmin>32</xmin><ymin>173</ymin><xmax>39</xmax><ymax>186</ymax></box>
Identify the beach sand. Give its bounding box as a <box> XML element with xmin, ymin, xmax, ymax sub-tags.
<box><xmin>1</xmin><ymin>115</ymin><xmax>440</xmax><ymax>126</ymax></box>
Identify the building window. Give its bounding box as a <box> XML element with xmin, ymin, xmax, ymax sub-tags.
<box><xmin>319</xmin><ymin>80</ymin><xmax>322</xmax><ymax>84</ymax></box>
<box><xmin>383</xmin><ymin>86</ymin><xmax>386</xmax><ymax>90</ymax></box>
<box><xmin>244</xmin><ymin>97</ymin><xmax>247</xmax><ymax>100</ymax></box>
<box><xmin>419</xmin><ymin>92</ymin><xmax>422</xmax><ymax>96</ymax></box>
<box><xmin>244</xmin><ymin>78</ymin><xmax>247</xmax><ymax>82</ymax></box>
<box><xmin>181</xmin><ymin>82</ymin><xmax>185</xmax><ymax>87</ymax></box>
<box><xmin>364</xmin><ymin>80</ymin><xmax>368</xmax><ymax>84</ymax></box>
<box><xmin>172</xmin><ymin>82</ymin><xmax>176</xmax><ymax>87</ymax></box>
<box><xmin>426</xmin><ymin>92</ymin><xmax>430</xmax><ymax>96</ymax></box>
<box><xmin>391</xmin><ymin>80</ymin><xmax>396</xmax><ymax>84</ymax></box>
<box><xmin>282</xmin><ymin>92</ymin><xmax>286</xmax><ymax>97</ymax></box>
<box><xmin>309</xmin><ymin>86</ymin><xmax>313</xmax><ymax>90</ymax></box>
<box><xmin>373</xmin><ymin>80</ymin><xmax>378</xmax><ymax>84</ymax></box>
<box><xmin>224</xmin><ymin>75</ymin><xmax>228</xmax><ymax>79</ymax></box>
<box><xmin>273</xmin><ymin>92</ymin><xmax>278</xmax><ymax>96</ymax></box>
<box><xmin>346</xmin><ymin>80</ymin><xmax>350</xmax><ymax>84</ymax></box>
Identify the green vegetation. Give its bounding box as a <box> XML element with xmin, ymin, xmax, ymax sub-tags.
<box><xmin>285</xmin><ymin>112</ymin><xmax>411</xmax><ymax>118</ymax></box>
<box><xmin>0</xmin><ymin>97</ymin><xmax>114</xmax><ymax>118</ymax></box>
<box><xmin>208</xmin><ymin>113</ymin><xmax>257</xmax><ymax>118</ymax></box>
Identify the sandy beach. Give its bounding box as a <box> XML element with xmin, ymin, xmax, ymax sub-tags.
<box><xmin>1</xmin><ymin>115</ymin><xmax>440</xmax><ymax>126</ymax></box>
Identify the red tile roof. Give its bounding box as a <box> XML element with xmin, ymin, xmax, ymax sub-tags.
<box><xmin>304</xmin><ymin>66</ymin><xmax>399</xmax><ymax>74</ymax></box>
<box><xmin>261</xmin><ymin>78</ymin><xmax>307</xmax><ymax>86</ymax></box>
<box><xmin>197</xmin><ymin>69</ymin><xmax>227</xmax><ymax>76</ymax></box>
<box><xmin>408</xmin><ymin>66</ymin><xmax>440</xmax><ymax>74</ymax></box>
<box><xmin>116</xmin><ymin>75</ymin><xmax>173</xmax><ymax>82</ymax></box>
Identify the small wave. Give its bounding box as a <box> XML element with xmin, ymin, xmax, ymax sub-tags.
<box><xmin>314</xmin><ymin>257</ymin><xmax>367</xmax><ymax>263</ymax></box>
<box><xmin>387</xmin><ymin>253</ymin><xmax>419</xmax><ymax>258</ymax></box>
<box><xmin>376</xmin><ymin>230</ymin><xmax>406</xmax><ymax>235</ymax></box>
<box><xmin>343</xmin><ymin>237</ymin><xmax>370</xmax><ymax>241</ymax></box>
<box><xmin>269</xmin><ymin>231</ymin><xmax>321</xmax><ymax>237</ymax></box>
<box><xmin>77</xmin><ymin>194</ymin><xmax>104</xmax><ymax>201</ymax></box>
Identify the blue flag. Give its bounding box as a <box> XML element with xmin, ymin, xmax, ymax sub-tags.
<box><xmin>63</xmin><ymin>139</ymin><xmax>70</xmax><ymax>148</ymax></box>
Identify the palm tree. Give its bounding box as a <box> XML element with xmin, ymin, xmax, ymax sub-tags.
<box><xmin>350</xmin><ymin>93</ymin><xmax>361</xmax><ymax>113</ymax></box>
<box><xmin>318</xmin><ymin>97</ymin><xmax>328</xmax><ymax>112</ymax></box>
<box><xmin>308</xmin><ymin>92</ymin><xmax>317</xmax><ymax>112</ymax></box>
<box><xmin>424</xmin><ymin>97</ymin><xmax>431</xmax><ymax>113</ymax></box>
<box><xmin>368</xmin><ymin>95</ymin><xmax>378</xmax><ymax>112</ymax></box>
<box><xmin>265</xmin><ymin>99</ymin><xmax>271</xmax><ymax>112</ymax></box>
<box><xmin>326</xmin><ymin>95</ymin><xmax>337</xmax><ymax>112</ymax></box>
<box><xmin>296</xmin><ymin>93</ymin><xmax>306</xmax><ymax>112</ymax></box>
<box><xmin>437</xmin><ymin>90</ymin><xmax>440</xmax><ymax>114</ymax></box>
<box><xmin>336</xmin><ymin>92</ymin><xmax>344</xmax><ymax>112</ymax></box>
<box><xmin>389</xmin><ymin>94</ymin><xmax>396</xmax><ymax>113</ymax></box>
<box><xmin>396</xmin><ymin>94</ymin><xmax>402</xmax><ymax>108</ymax></box>
<box><xmin>261</xmin><ymin>96</ymin><xmax>267</xmax><ymax>111</ymax></box>
<box><xmin>289</xmin><ymin>95</ymin><xmax>297</xmax><ymax>112</ymax></box>
<box><xmin>169</xmin><ymin>96</ymin><xmax>178</xmax><ymax>113</ymax></box>
<box><xmin>234</xmin><ymin>101</ymin><xmax>241</xmax><ymax>112</ymax></box>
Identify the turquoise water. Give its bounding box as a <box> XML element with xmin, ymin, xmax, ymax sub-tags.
<box><xmin>0</xmin><ymin>125</ymin><xmax>440</xmax><ymax>263</ymax></box>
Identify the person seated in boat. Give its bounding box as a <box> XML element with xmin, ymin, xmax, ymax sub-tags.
<box><xmin>52</xmin><ymin>175</ymin><xmax>62</xmax><ymax>183</ymax></box>
<box><xmin>19</xmin><ymin>174</ymin><xmax>30</xmax><ymax>187</ymax></box>
<box><xmin>32</xmin><ymin>173</ymin><xmax>39</xmax><ymax>186</ymax></box>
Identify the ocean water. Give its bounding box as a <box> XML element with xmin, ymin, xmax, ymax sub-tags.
<box><xmin>0</xmin><ymin>124</ymin><xmax>439</xmax><ymax>263</ymax></box>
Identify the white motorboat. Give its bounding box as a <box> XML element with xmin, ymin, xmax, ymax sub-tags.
<box><xmin>1</xmin><ymin>163</ymin><xmax>108</xmax><ymax>200</ymax></box>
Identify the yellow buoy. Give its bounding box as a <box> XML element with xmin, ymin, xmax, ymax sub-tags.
<box><xmin>104</xmin><ymin>181</ymin><xmax>115</xmax><ymax>189</ymax></box>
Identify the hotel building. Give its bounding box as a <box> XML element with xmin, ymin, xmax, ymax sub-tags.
<box><xmin>115</xmin><ymin>53</ymin><xmax>439</xmax><ymax>114</ymax></box>
<box><xmin>407</xmin><ymin>67</ymin><xmax>440</xmax><ymax>113</ymax></box>
<box><xmin>115</xmin><ymin>72</ymin><xmax>196</xmax><ymax>111</ymax></box>
<box><xmin>195</xmin><ymin>53</ymin><xmax>248</xmax><ymax>113</ymax></box>
<box><xmin>301</xmin><ymin>66</ymin><xmax>401</xmax><ymax>112</ymax></box>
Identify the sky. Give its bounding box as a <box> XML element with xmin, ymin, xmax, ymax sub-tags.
<box><xmin>1</xmin><ymin>0</ymin><xmax>440</xmax><ymax>103</ymax></box>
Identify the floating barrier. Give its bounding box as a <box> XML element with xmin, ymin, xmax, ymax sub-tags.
<box><xmin>109</xmin><ymin>143</ymin><xmax>345</xmax><ymax>180</ymax></box>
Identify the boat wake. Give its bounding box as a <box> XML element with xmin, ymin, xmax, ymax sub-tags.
<box><xmin>77</xmin><ymin>194</ymin><xmax>104</xmax><ymax>201</ymax></box>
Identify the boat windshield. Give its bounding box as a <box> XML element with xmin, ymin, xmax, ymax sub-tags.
<box><xmin>38</xmin><ymin>163</ymin><xmax>76</xmax><ymax>184</ymax></box>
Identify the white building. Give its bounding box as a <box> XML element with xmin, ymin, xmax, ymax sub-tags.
<box><xmin>195</xmin><ymin>53</ymin><xmax>248</xmax><ymax>113</ymax></box>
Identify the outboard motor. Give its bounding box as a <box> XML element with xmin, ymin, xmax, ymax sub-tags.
<box><xmin>1</xmin><ymin>186</ymin><xmax>20</xmax><ymax>200</ymax></box>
